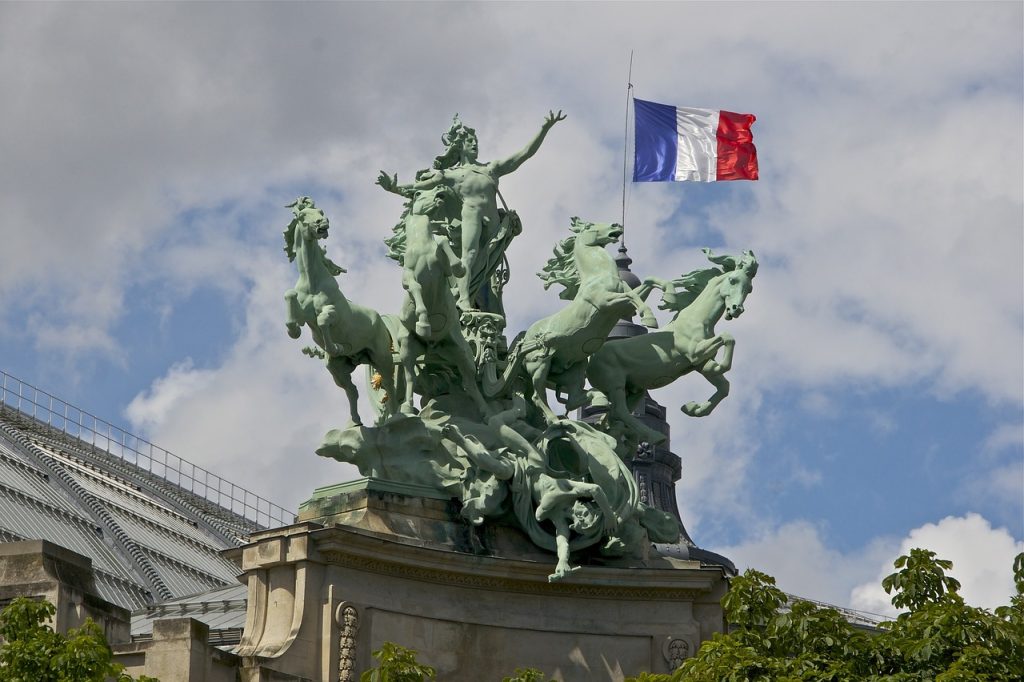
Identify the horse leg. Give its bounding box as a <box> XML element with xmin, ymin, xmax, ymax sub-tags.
<box><xmin>624</xmin><ymin>288</ymin><xmax>659</xmax><ymax>328</ymax></box>
<box><xmin>395</xmin><ymin>332</ymin><xmax>420</xmax><ymax>415</ymax></box>
<box><xmin>609</xmin><ymin>384</ymin><xmax>667</xmax><ymax>445</ymax></box>
<box><xmin>558</xmin><ymin>362</ymin><xmax>591</xmax><ymax>412</ymax></box>
<box><xmin>683</xmin><ymin>370</ymin><xmax>730</xmax><ymax>418</ymax></box>
<box><xmin>702</xmin><ymin>333</ymin><xmax>735</xmax><ymax>374</ymax></box>
<box><xmin>284</xmin><ymin>290</ymin><xmax>302</xmax><ymax>338</ymax></box>
<box><xmin>404</xmin><ymin>272</ymin><xmax>431</xmax><ymax>337</ymax></box>
<box><xmin>317</xmin><ymin>304</ymin><xmax>347</xmax><ymax>356</ymax></box>
<box><xmin>523</xmin><ymin>353</ymin><xmax>559</xmax><ymax>424</ymax></box>
<box><xmin>448</xmin><ymin>331</ymin><xmax>492</xmax><ymax>418</ymax></box>
<box><xmin>635</xmin><ymin>277</ymin><xmax>670</xmax><ymax>301</ymax></box>
<box><xmin>366</xmin><ymin>336</ymin><xmax>399</xmax><ymax>420</ymax></box>
<box><xmin>435</xmin><ymin>236</ymin><xmax>465</xmax><ymax>277</ymax></box>
<box><xmin>626</xmin><ymin>278</ymin><xmax>670</xmax><ymax>328</ymax></box>
<box><xmin>326</xmin><ymin>356</ymin><xmax>362</xmax><ymax>426</ymax></box>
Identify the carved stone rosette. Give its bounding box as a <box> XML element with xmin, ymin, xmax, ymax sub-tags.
<box><xmin>662</xmin><ymin>636</ymin><xmax>692</xmax><ymax>669</ymax></box>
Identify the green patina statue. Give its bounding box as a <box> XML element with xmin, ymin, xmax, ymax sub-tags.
<box><xmin>283</xmin><ymin>113</ymin><xmax>757</xmax><ymax>582</ymax></box>
<box><xmin>483</xmin><ymin>217</ymin><xmax>660</xmax><ymax>424</ymax></box>
<box><xmin>283</xmin><ymin>197</ymin><xmax>397</xmax><ymax>427</ymax></box>
<box><xmin>588</xmin><ymin>249</ymin><xmax>758</xmax><ymax>445</ymax></box>
<box><xmin>378</xmin><ymin>111</ymin><xmax>564</xmax><ymax>314</ymax></box>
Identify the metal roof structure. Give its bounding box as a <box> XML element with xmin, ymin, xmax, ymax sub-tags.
<box><xmin>0</xmin><ymin>370</ymin><xmax>295</xmax><ymax>612</ymax></box>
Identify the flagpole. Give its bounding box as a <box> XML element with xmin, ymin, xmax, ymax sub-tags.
<box><xmin>621</xmin><ymin>50</ymin><xmax>634</xmax><ymax>247</ymax></box>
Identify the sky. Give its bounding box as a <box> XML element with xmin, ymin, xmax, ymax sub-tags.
<box><xmin>0</xmin><ymin>2</ymin><xmax>1021</xmax><ymax>616</ymax></box>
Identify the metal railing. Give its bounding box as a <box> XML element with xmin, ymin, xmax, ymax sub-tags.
<box><xmin>0</xmin><ymin>370</ymin><xmax>294</xmax><ymax>529</ymax></box>
<box><xmin>784</xmin><ymin>593</ymin><xmax>886</xmax><ymax>628</ymax></box>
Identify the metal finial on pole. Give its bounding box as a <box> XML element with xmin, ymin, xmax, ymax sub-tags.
<box><xmin>621</xmin><ymin>50</ymin><xmax>634</xmax><ymax>247</ymax></box>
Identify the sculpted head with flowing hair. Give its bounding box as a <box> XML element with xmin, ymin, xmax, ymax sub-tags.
<box><xmin>433</xmin><ymin>114</ymin><xmax>479</xmax><ymax>170</ymax></box>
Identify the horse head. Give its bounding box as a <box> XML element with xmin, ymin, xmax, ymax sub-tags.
<box><xmin>717</xmin><ymin>250</ymin><xmax>757</xmax><ymax>320</ymax></box>
<box><xmin>284</xmin><ymin>197</ymin><xmax>329</xmax><ymax>259</ymax></box>
<box><xmin>569</xmin><ymin>216</ymin><xmax>623</xmax><ymax>248</ymax></box>
<box><xmin>411</xmin><ymin>183</ymin><xmax>455</xmax><ymax>221</ymax></box>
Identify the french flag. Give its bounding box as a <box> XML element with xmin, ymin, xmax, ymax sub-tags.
<box><xmin>633</xmin><ymin>98</ymin><xmax>758</xmax><ymax>182</ymax></box>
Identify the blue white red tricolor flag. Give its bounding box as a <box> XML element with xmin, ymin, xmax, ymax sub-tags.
<box><xmin>633</xmin><ymin>98</ymin><xmax>758</xmax><ymax>182</ymax></box>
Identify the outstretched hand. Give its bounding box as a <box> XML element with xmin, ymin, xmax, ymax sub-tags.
<box><xmin>376</xmin><ymin>171</ymin><xmax>399</xmax><ymax>193</ymax></box>
<box><xmin>543</xmin><ymin>110</ymin><xmax>567</xmax><ymax>129</ymax></box>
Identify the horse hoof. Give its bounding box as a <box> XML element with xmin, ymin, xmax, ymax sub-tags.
<box><xmin>641</xmin><ymin>315</ymin><xmax>659</xmax><ymax>329</ymax></box>
<box><xmin>286</xmin><ymin>323</ymin><xmax>301</xmax><ymax>339</ymax></box>
<box><xmin>415</xmin><ymin>322</ymin><xmax>431</xmax><ymax>337</ymax></box>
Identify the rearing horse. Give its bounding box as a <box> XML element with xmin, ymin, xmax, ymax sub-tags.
<box><xmin>486</xmin><ymin>217</ymin><xmax>659</xmax><ymax>423</ymax></box>
<box><xmin>393</xmin><ymin>185</ymin><xmax>492</xmax><ymax>417</ymax></box>
<box><xmin>586</xmin><ymin>249</ymin><xmax>757</xmax><ymax>444</ymax></box>
<box><xmin>283</xmin><ymin>197</ymin><xmax>397</xmax><ymax>426</ymax></box>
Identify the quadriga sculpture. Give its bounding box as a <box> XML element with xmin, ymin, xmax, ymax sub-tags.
<box><xmin>587</xmin><ymin>249</ymin><xmax>758</xmax><ymax>445</ymax></box>
<box><xmin>485</xmin><ymin>217</ymin><xmax>659</xmax><ymax>423</ymax></box>
<box><xmin>287</xmin><ymin>111</ymin><xmax>759</xmax><ymax>584</ymax></box>
<box><xmin>283</xmin><ymin>197</ymin><xmax>397</xmax><ymax>426</ymax></box>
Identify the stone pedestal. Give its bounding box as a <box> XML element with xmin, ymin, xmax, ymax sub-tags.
<box><xmin>229</xmin><ymin>480</ymin><xmax>728</xmax><ymax>682</ymax></box>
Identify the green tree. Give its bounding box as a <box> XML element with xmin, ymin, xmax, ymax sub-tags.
<box><xmin>624</xmin><ymin>549</ymin><xmax>1024</xmax><ymax>682</ymax></box>
<box><xmin>0</xmin><ymin>597</ymin><xmax>156</xmax><ymax>682</ymax></box>
<box><xmin>359</xmin><ymin>641</ymin><xmax>436</xmax><ymax>682</ymax></box>
<box><xmin>501</xmin><ymin>668</ymin><xmax>552</xmax><ymax>682</ymax></box>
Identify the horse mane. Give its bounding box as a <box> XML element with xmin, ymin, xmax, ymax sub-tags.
<box><xmin>283</xmin><ymin>217</ymin><xmax>299</xmax><ymax>262</ymax></box>
<box><xmin>537</xmin><ymin>217</ymin><xmax>604</xmax><ymax>300</ymax></box>
<box><xmin>659</xmin><ymin>248</ymin><xmax>757</xmax><ymax>316</ymax></box>
<box><xmin>659</xmin><ymin>267</ymin><xmax>720</xmax><ymax>315</ymax></box>
<box><xmin>538</xmin><ymin>218</ymin><xmax>593</xmax><ymax>300</ymax></box>
<box><xmin>384</xmin><ymin>202</ymin><xmax>413</xmax><ymax>265</ymax></box>
<box><xmin>283</xmin><ymin>196</ymin><xmax>315</xmax><ymax>262</ymax></box>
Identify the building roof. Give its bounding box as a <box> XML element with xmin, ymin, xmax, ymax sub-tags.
<box><xmin>129</xmin><ymin>582</ymin><xmax>248</xmax><ymax>644</ymax></box>
<box><xmin>0</xmin><ymin>370</ymin><xmax>294</xmax><ymax>611</ymax></box>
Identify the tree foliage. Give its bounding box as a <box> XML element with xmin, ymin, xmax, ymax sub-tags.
<box><xmin>624</xmin><ymin>548</ymin><xmax>1024</xmax><ymax>682</ymax></box>
<box><xmin>360</xmin><ymin>641</ymin><xmax>436</xmax><ymax>682</ymax></box>
<box><xmin>0</xmin><ymin>597</ymin><xmax>156</xmax><ymax>682</ymax></box>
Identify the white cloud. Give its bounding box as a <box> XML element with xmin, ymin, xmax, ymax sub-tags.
<box><xmin>2</xmin><ymin>2</ymin><xmax>1020</xmax><ymax>409</ymax></box>
<box><xmin>983</xmin><ymin>423</ymin><xmax>1024</xmax><ymax>455</ymax></box>
<box><xmin>719</xmin><ymin>513</ymin><xmax>1023</xmax><ymax>616</ymax></box>
<box><xmin>850</xmin><ymin>513</ymin><xmax>1024</xmax><ymax>616</ymax></box>
<box><xmin>0</xmin><ymin>3</ymin><xmax>1018</xmax><ymax>607</ymax></box>
<box><xmin>125</xmin><ymin>359</ymin><xmax>217</xmax><ymax>432</ymax></box>
<box><xmin>718</xmin><ymin>520</ymin><xmax>896</xmax><ymax>609</ymax></box>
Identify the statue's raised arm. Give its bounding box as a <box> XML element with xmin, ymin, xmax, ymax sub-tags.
<box><xmin>491</xmin><ymin>110</ymin><xmax>566</xmax><ymax>177</ymax></box>
<box><xmin>379</xmin><ymin>112</ymin><xmax>565</xmax><ymax>313</ymax></box>
<box><xmin>376</xmin><ymin>169</ymin><xmax>443</xmax><ymax>198</ymax></box>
